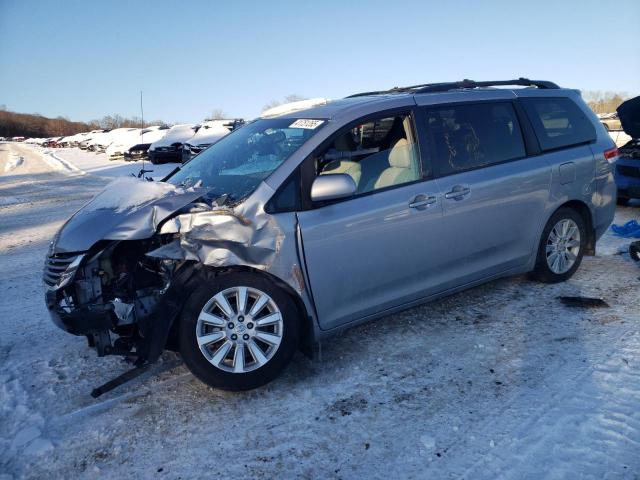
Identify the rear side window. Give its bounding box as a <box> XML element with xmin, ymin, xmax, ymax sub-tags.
<box><xmin>520</xmin><ymin>97</ymin><xmax>596</xmax><ymax>152</ymax></box>
<box><xmin>422</xmin><ymin>102</ymin><xmax>526</xmax><ymax>176</ymax></box>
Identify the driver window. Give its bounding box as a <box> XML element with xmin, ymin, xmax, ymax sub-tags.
<box><xmin>315</xmin><ymin>113</ymin><xmax>421</xmax><ymax>195</ymax></box>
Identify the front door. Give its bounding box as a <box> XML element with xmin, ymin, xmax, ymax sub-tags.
<box><xmin>297</xmin><ymin>110</ymin><xmax>451</xmax><ymax>330</ymax></box>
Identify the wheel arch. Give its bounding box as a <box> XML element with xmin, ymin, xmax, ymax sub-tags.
<box><xmin>550</xmin><ymin>200</ymin><xmax>596</xmax><ymax>255</ymax></box>
<box><xmin>166</xmin><ymin>264</ymin><xmax>318</xmax><ymax>358</ymax></box>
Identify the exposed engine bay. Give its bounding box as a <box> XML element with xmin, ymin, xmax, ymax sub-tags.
<box><xmin>45</xmin><ymin>235</ymin><xmax>196</xmax><ymax>363</ymax></box>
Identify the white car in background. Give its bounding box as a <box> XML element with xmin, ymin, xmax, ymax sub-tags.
<box><xmin>148</xmin><ymin>123</ymin><xmax>199</xmax><ymax>164</ymax></box>
<box><xmin>106</xmin><ymin>126</ymin><xmax>169</xmax><ymax>160</ymax></box>
<box><xmin>87</xmin><ymin>128</ymin><xmax>132</xmax><ymax>153</ymax></box>
<box><xmin>182</xmin><ymin>119</ymin><xmax>244</xmax><ymax>161</ymax></box>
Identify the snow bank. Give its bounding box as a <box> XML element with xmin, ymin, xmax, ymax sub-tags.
<box><xmin>85</xmin><ymin>177</ymin><xmax>183</xmax><ymax>213</ymax></box>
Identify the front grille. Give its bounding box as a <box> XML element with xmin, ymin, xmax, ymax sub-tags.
<box><xmin>43</xmin><ymin>253</ymin><xmax>80</xmax><ymax>288</ymax></box>
<box><xmin>617</xmin><ymin>165</ymin><xmax>640</xmax><ymax>178</ymax></box>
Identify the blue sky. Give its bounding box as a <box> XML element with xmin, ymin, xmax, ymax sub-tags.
<box><xmin>1</xmin><ymin>0</ymin><xmax>638</xmax><ymax>123</ymax></box>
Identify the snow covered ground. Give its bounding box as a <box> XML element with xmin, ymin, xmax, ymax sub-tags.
<box><xmin>1</xmin><ymin>142</ymin><xmax>639</xmax><ymax>479</ymax></box>
<box><xmin>34</xmin><ymin>147</ymin><xmax>177</xmax><ymax>180</ymax></box>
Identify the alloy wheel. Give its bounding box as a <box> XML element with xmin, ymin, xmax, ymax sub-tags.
<box><xmin>546</xmin><ymin>218</ymin><xmax>581</xmax><ymax>274</ymax></box>
<box><xmin>195</xmin><ymin>286</ymin><xmax>283</xmax><ymax>373</ymax></box>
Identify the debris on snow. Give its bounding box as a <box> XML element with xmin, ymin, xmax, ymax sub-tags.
<box><xmin>558</xmin><ymin>296</ymin><xmax>610</xmax><ymax>308</ymax></box>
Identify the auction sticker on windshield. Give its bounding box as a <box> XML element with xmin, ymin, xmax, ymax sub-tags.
<box><xmin>289</xmin><ymin>119</ymin><xmax>324</xmax><ymax>129</ymax></box>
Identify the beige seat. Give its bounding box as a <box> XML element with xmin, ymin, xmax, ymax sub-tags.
<box><xmin>374</xmin><ymin>138</ymin><xmax>417</xmax><ymax>189</ymax></box>
<box><xmin>320</xmin><ymin>159</ymin><xmax>361</xmax><ymax>187</ymax></box>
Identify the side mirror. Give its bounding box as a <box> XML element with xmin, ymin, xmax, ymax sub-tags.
<box><xmin>310</xmin><ymin>174</ymin><xmax>357</xmax><ymax>202</ymax></box>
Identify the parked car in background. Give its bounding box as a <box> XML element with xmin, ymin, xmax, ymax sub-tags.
<box><xmin>87</xmin><ymin>128</ymin><xmax>131</xmax><ymax>153</ymax></box>
<box><xmin>42</xmin><ymin>137</ymin><xmax>64</xmax><ymax>148</ymax></box>
<box><xmin>123</xmin><ymin>143</ymin><xmax>151</xmax><ymax>161</ymax></box>
<box><xmin>44</xmin><ymin>78</ymin><xmax>617</xmax><ymax>391</ymax></box>
<box><xmin>149</xmin><ymin>123</ymin><xmax>199</xmax><ymax>164</ymax></box>
<box><xmin>106</xmin><ymin>126</ymin><xmax>169</xmax><ymax>160</ymax></box>
<box><xmin>181</xmin><ymin>119</ymin><xmax>244</xmax><ymax>162</ymax></box>
<box><xmin>598</xmin><ymin>112</ymin><xmax>622</xmax><ymax>131</ymax></box>
<box><xmin>613</xmin><ymin>96</ymin><xmax>640</xmax><ymax>205</ymax></box>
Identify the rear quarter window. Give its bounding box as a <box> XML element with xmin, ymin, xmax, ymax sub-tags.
<box><xmin>520</xmin><ymin>97</ymin><xmax>596</xmax><ymax>152</ymax></box>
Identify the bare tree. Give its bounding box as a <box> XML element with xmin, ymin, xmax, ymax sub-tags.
<box><xmin>207</xmin><ymin>108</ymin><xmax>229</xmax><ymax>120</ymax></box>
<box><xmin>583</xmin><ymin>90</ymin><xmax>629</xmax><ymax>114</ymax></box>
<box><xmin>262</xmin><ymin>94</ymin><xmax>308</xmax><ymax>112</ymax></box>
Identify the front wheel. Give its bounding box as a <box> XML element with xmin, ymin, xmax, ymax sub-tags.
<box><xmin>178</xmin><ymin>271</ymin><xmax>300</xmax><ymax>390</ymax></box>
<box><xmin>530</xmin><ymin>208</ymin><xmax>586</xmax><ymax>283</ymax></box>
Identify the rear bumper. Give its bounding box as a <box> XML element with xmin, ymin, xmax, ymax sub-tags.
<box><xmin>149</xmin><ymin>149</ymin><xmax>181</xmax><ymax>164</ymax></box>
<box><xmin>124</xmin><ymin>151</ymin><xmax>148</xmax><ymax>162</ymax></box>
<box><xmin>594</xmin><ymin>171</ymin><xmax>617</xmax><ymax>241</ymax></box>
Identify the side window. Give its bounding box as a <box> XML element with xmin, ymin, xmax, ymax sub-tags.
<box><xmin>314</xmin><ymin>113</ymin><xmax>421</xmax><ymax>195</ymax></box>
<box><xmin>423</xmin><ymin>102</ymin><xmax>526</xmax><ymax>177</ymax></box>
<box><xmin>265</xmin><ymin>168</ymin><xmax>301</xmax><ymax>213</ymax></box>
<box><xmin>520</xmin><ymin>97</ymin><xmax>596</xmax><ymax>152</ymax></box>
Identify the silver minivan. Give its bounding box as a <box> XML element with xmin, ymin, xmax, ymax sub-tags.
<box><xmin>44</xmin><ymin>79</ymin><xmax>618</xmax><ymax>391</ymax></box>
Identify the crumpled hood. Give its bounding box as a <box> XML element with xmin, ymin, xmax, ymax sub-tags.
<box><xmin>53</xmin><ymin>177</ymin><xmax>208</xmax><ymax>253</ymax></box>
<box><xmin>617</xmin><ymin>96</ymin><xmax>640</xmax><ymax>139</ymax></box>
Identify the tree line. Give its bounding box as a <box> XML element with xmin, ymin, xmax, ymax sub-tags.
<box><xmin>582</xmin><ymin>91</ymin><xmax>630</xmax><ymax>115</ymax></box>
<box><xmin>0</xmin><ymin>107</ymin><xmax>165</xmax><ymax>138</ymax></box>
<box><xmin>3</xmin><ymin>90</ymin><xmax>629</xmax><ymax>139</ymax></box>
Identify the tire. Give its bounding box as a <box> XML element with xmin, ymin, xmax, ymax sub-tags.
<box><xmin>178</xmin><ymin>271</ymin><xmax>300</xmax><ymax>391</ymax></box>
<box><xmin>530</xmin><ymin>207</ymin><xmax>586</xmax><ymax>283</ymax></box>
<box><xmin>617</xmin><ymin>196</ymin><xmax>630</xmax><ymax>206</ymax></box>
<box><xmin>630</xmin><ymin>242</ymin><xmax>640</xmax><ymax>262</ymax></box>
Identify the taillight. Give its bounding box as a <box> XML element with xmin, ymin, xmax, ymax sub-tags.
<box><xmin>604</xmin><ymin>147</ymin><xmax>619</xmax><ymax>164</ymax></box>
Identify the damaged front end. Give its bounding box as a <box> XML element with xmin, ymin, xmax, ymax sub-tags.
<box><xmin>43</xmin><ymin>176</ymin><xmax>211</xmax><ymax>364</ymax></box>
<box><xmin>43</xmin><ymin>178</ymin><xmax>313</xmax><ymax>367</ymax></box>
<box><xmin>44</xmin><ymin>237</ymin><xmax>199</xmax><ymax>363</ymax></box>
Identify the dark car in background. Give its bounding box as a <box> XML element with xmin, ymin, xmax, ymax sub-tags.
<box><xmin>613</xmin><ymin>96</ymin><xmax>640</xmax><ymax>205</ymax></box>
<box><xmin>124</xmin><ymin>143</ymin><xmax>151</xmax><ymax>161</ymax></box>
<box><xmin>149</xmin><ymin>124</ymin><xmax>200</xmax><ymax>164</ymax></box>
<box><xmin>181</xmin><ymin>119</ymin><xmax>244</xmax><ymax>162</ymax></box>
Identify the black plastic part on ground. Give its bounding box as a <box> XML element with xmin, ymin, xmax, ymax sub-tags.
<box><xmin>90</xmin><ymin>364</ymin><xmax>150</xmax><ymax>398</ymax></box>
<box><xmin>558</xmin><ymin>296</ymin><xmax>610</xmax><ymax>308</ymax></box>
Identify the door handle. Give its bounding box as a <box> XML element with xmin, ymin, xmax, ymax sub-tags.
<box><xmin>444</xmin><ymin>186</ymin><xmax>471</xmax><ymax>200</ymax></box>
<box><xmin>409</xmin><ymin>195</ymin><xmax>437</xmax><ymax>209</ymax></box>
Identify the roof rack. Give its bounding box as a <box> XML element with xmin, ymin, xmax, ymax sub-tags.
<box><xmin>346</xmin><ymin>78</ymin><xmax>560</xmax><ymax>98</ymax></box>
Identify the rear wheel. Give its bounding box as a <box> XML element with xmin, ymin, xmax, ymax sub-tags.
<box><xmin>178</xmin><ymin>271</ymin><xmax>300</xmax><ymax>390</ymax></box>
<box><xmin>617</xmin><ymin>196</ymin><xmax>630</xmax><ymax>206</ymax></box>
<box><xmin>531</xmin><ymin>208</ymin><xmax>586</xmax><ymax>283</ymax></box>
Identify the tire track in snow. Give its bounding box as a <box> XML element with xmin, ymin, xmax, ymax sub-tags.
<box><xmin>459</xmin><ymin>326</ymin><xmax>640</xmax><ymax>479</ymax></box>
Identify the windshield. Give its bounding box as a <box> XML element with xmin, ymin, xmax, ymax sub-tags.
<box><xmin>166</xmin><ymin>118</ymin><xmax>325</xmax><ymax>202</ymax></box>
